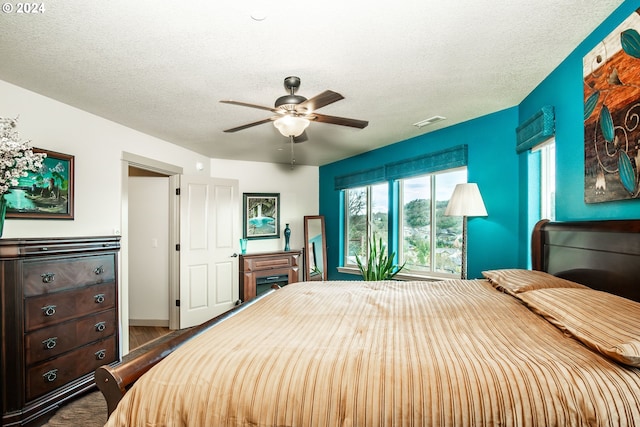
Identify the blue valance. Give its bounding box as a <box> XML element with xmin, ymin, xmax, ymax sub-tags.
<box><xmin>334</xmin><ymin>144</ymin><xmax>468</xmax><ymax>190</ymax></box>
<box><xmin>334</xmin><ymin>166</ymin><xmax>385</xmax><ymax>190</ymax></box>
<box><xmin>385</xmin><ymin>145</ymin><xmax>468</xmax><ymax>181</ymax></box>
<box><xmin>516</xmin><ymin>106</ymin><xmax>555</xmax><ymax>154</ymax></box>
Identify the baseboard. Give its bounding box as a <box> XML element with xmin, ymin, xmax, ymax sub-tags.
<box><xmin>129</xmin><ymin>319</ymin><xmax>169</xmax><ymax>327</ymax></box>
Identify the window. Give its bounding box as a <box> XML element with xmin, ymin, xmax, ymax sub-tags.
<box><xmin>344</xmin><ymin>183</ymin><xmax>388</xmax><ymax>266</ymax></box>
<box><xmin>538</xmin><ymin>140</ymin><xmax>556</xmax><ymax>221</ymax></box>
<box><xmin>399</xmin><ymin>168</ymin><xmax>467</xmax><ymax>277</ymax></box>
<box><xmin>343</xmin><ymin>167</ymin><xmax>467</xmax><ymax>278</ymax></box>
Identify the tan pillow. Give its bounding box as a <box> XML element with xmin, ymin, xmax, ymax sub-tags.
<box><xmin>519</xmin><ymin>288</ymin><xmax>640</xmax><ymax>367</ymax></box>
<box><xmin>482</xmin><ymin>269</ymin><xmax>589</xmax><ymax>296</ymax></box>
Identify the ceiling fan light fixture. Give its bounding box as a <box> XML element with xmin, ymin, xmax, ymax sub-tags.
<box><xmin>274</xmin><ymin>116</ymin><xmax>310</xmax><ymax>137</ymax></box>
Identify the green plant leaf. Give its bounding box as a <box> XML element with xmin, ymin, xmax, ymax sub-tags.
<box><xmin>356</xmin><ymin>234</ymin><xmax>405</xmax><ymax>281</ymax></box>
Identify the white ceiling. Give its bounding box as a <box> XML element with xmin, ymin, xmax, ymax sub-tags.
<box><xmin>0</xmin><ymin>1</ymin><xmax>625</xmax><ymax>166</ymax></box>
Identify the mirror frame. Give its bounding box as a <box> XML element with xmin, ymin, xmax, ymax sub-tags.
<box><xmin>303</xmin><ymin>215</ymin><xmax>327</xmax><ymax>281</ymax></box>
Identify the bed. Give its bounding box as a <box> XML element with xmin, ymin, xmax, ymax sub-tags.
<box><xmin>96</xmin><ymin>219</ymin><xmax>640</xmax><ymax>426</ymax></box>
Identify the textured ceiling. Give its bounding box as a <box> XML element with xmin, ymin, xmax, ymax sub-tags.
<box><xmin>0</xmin><ymin>1</ymin><xmax>625</xmax><ymax>166</ymax></box>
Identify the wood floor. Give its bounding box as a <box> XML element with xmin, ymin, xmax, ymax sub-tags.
<box><xmin>129</xmin><ymin>326</ymin><xmax>171</xmax><ymax>350</ymax></box>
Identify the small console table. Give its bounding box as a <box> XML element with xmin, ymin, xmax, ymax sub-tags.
<box><xmin>239</xmin><ymin>250</ymin><xmax>301</xmax><ymax>301</ymax></box>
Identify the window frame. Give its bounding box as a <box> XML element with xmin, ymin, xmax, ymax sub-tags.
<box><xmin>397</xmin><ymin>167</ymin><xmax>466</xmax><ymax>279</ymax></box>
<box><xmin>343</xmin><ymin>183</ymin><xmax>389</xmax><ymax>268</ymax></box>
<box><xmin>341</xmin><ymin>166</ymin><xmax>467</xmax><ymax>280</ymax></box>
<box><xmin>537</xmin><ymin>139</ymin><xmax>556</xmax><ymax>221</ymax></box>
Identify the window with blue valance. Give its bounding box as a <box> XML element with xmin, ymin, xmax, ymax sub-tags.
<box><xmin>516</xmin><ymin>106</ymin><xmax>555</xmax><ymax>154</ymax></box>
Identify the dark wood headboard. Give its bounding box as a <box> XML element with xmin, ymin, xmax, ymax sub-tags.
<box><xmin>531</xmin><ymin>219</ymin><xmax>640</xmax><ymax>302</ymax></box>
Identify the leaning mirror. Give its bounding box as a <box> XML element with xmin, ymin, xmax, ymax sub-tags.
<box><xmin>303</xmin><ymin>215</ymin><xmax>327</xmax><ymax>281</ymax></box>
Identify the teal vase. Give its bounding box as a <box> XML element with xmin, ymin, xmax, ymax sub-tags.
<box><xmin>284</xmin><ymin>223</ymin><xmax>291</xmax><ymax>251</ymax></box>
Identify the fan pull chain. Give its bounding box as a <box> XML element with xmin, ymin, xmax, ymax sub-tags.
<box><xmin>290</xmin><ymin>135</ymin><xmax>296</xmax><ymax>169</ymax></box>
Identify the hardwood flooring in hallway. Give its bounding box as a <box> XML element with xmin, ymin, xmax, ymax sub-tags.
<box><xmin>129</xmin><ymin>326</ymin><xmax>171</xmax><ymax>350</ymax></box>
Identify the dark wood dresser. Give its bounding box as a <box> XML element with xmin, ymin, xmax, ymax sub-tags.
<box><xmin>0</xmin><ymin>236</ymin><xmax>120</xmax><ymax>426</ymax></box>
<box><xmin>239</xmin><ymin>250</ymin><xmax>301</xmax><ymax>301</ymax></box>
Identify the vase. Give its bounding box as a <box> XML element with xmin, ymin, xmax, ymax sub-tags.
<box><xmin>284</xmin><ymin>223</ymin><xmax>291</xmax><ymax>251</ymax></box>
<box><xmin>0</xmin><ymin>195</ymin><xmax>6</xmax><ymax>238</ymax></box>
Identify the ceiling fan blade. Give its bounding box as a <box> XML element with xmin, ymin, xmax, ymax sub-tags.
<box><xmin>311</xmin><ymin>113</ymin><xmax>369</xmax><ymax>129</ymax></box>
<box><xmin>223</xmin><ymin>117</ymin><xmax>278</xmax><ymax>133</ymax></box>
<box><xmin>293</xmin><ymin>131</ymin><xmax>308</xmax><ymax>143</ymax></box>
<box><xmin>296</xmin><ymin>90</ymin><xmax>344</xmax><ymax>113</ymax></box>
<box><xmin>220</xmin><ymin>100</ymin><xmax>279</xmax><ymax>113</ymax></box>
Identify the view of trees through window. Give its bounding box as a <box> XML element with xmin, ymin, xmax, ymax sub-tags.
<box><xmin>345</xmin><ymin>184</ymin><xmax>388</xmax><ymax>265</ymax></box>
<box><xmin>401</xmin><ymin>169</ymin><xmax>466</xmax><ymax>276</ymax></box>
<box><xmin>345</xmin><ymin>168</ymin><xmax>467</xmax><ymax>278</ymax></box>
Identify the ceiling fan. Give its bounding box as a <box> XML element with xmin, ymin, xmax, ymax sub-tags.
<box><xmin>220</xmin><ymin>76</ymin><xmax>368</xmax><ymax>143</ymax></box>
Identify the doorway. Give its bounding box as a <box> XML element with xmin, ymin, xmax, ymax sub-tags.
<box><xmin>128</xmin><ymin>166</ymin><xmax>172</xmax><ymax>349</ymax></box>
<box><xmin>120</xmin><ymin>152</ymin><xmax>183</xmax><ymax>355</ymax></box>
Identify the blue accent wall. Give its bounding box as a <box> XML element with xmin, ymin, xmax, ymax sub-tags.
<box><xmin>320</xmin><ymin>0</ymin><xmax>640</xmax><ymax>280</ymax></box>
<box><xmin>517</xmin><ymin>0</ymin><xmax>640</xmax><ymax>264</ymax></box>
<box><xmin>320</xmin><ymin>108</ymin><xmax>520</xmax><ymax>280</ymax></box>
<box><xmin>520</xmin><ymin>0</ymin><xmax>640</xmax><ymax>221</ymax></box>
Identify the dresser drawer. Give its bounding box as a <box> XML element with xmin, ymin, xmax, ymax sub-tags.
<box><xmin>25</xmin><ymin>282</ymin><xmax>115</xmax><ymax>331</ymax></box>
<box><xmin>26</xmin><ymin>336</ymin><xmax>117</xmax><ymax>401</ymax></box>
<box><xmin>243</xmin><ymin>255</ymin><xmax>297</xmax><ymax>272</ymax></box>
<box><xmin>23</xmin><ymin>254</ymin><xmax>116</xmax><ymax>296</ymax></box>
<box><xmin>25</xmin><ymin>309</ymin><xmax>116</xmax><ymax>365</ymax></box>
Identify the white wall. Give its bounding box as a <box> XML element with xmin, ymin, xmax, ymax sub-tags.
<box><xmin>128</xmin><ymin>176</ymin><xmax>169</xmax><ymax>325</ymax></box>
<box><xmin>0</xmin><ymin>79</ymin><xmax>212</xmax><ymax>238</ymax></box>
<box><xmin>211</xmin><ymin>159</ymin><xmax>319</xmax><ymax>254</ymax></box>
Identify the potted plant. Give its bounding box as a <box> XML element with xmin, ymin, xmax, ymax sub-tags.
<box><xmin>355</xmin><ymin>234</ymin><xmax>405</xmax><ymax>280</ymax></box>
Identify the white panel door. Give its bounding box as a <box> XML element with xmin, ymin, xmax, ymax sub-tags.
<box><xmin>179</xmin><ymin>176</ymin><xmax>239</xmax><ymax>329</ymax></box>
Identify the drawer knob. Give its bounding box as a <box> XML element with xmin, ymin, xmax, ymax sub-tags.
<box><xmin>43</xmin><ymin>369</ymin><xmax>58</xmax><ymax>383</ymax></box>
<box><xmin>42</xmin><ymin>305</ymin><xmax>57</xmax><ymax>317</ymax></box>
<box><xmin>95</xmin><ymin>349</ymin><xmax>106</xmax><ymax>360</ymax></box>
<box><xmin>94</xmin><ymin>294</ymin><xmax>105</xmax><ymax>304</ymax></box>
<box><xmin>95</xmin><ymin>321</ymin><xmax>106</xmax><ymax>332</ymax></box>
<box><xmin>42</xmin><ymin>337</ymin><xmax>58</xmax><ymax>350</ymax></box>
<box><xmin>41</xmin><ymin>272</ymin><xmax>55</xmax><ymax>283</ymax></box>
<box><xmin>94</xmin><ymin>265</ymin><xmax>105</xmax><ymax>275</ymax></box>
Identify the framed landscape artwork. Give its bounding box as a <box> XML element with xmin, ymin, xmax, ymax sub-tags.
<box><xmin>583</xmin><ymin>8</ymin><xmax>640</xmax><ymax>203</ymax></box>
<box><xmin>243</xmin><ymin>193</ymin><xmax>280</xmax><ymax>239</ymax></box>
<box><xmin>6</xmin><ymin>148</ymin><xmax>75</xmax><ymax>219</ymax></box>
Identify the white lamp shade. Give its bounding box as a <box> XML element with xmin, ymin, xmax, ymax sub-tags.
<box><xmin>445</xmin><ymin>183</ymin><xmax>488</xmax><ymax>217</ymax></box>
<box><xmin>274</xmin><ymin>116</ymin><xmax>310</xmax><ymax>137</ymax></box>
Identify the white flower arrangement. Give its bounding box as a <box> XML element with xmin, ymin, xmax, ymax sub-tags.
<box><xmin>0</xmin><ymin>117</ymin><xmax>46</xmax><ymax>196</ymax></box>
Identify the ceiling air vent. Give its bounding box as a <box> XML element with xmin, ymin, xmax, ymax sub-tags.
<box><xmin>413</xmin><ymin>116</ymin><xmax>446</xmax><ymax>128</ymax></box>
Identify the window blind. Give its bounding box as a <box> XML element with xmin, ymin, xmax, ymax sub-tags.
<box><xmin>334</xmin><ymin>144</ymin><xmax>468</xmax><ymax>190</ymax></box>
<box><xmin>334</xmin><ymin>166</ymin><xmax>385</xmax><ymax>190</ymax></box>
<box><xmin>516</xmin><ymin>106</ymin><xmax>555</xmax><ymax>154</ymax></box>
<box><xmin>385</xmin><ymin>145</ymin><xmax>467</xmax><ymax>181</ymax></box>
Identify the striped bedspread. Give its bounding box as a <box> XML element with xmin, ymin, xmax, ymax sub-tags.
<box><xmin>105</xmin><ymin>280</ymin><xmax>640</xmax><ymax>426</ymax></box>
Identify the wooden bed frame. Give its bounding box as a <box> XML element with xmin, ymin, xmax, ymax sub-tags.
<box><xmin>531</xmin><ymin>218</ymin><xmax>640</xmax><ymax>302</ymax></box>
<box><xmin>95</xmin><ymin>218</ymin><xmax>640</xmax><ymax>416</ymax></box>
